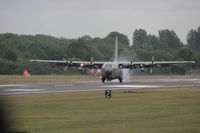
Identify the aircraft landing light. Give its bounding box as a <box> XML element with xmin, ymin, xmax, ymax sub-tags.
<box><xmin>80</xmin><ymin>63</ymin><xmax>84</xmax><ymax>67</ymax></box>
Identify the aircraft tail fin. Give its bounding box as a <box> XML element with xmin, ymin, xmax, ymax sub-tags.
<box><xmin>114</xmin><ymin>36</ymin><xmax>118</xmax><ymax>62</ymax></box>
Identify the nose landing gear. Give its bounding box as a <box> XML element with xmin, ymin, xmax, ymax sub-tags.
<box><xmin>118</xmin><ymin>78</ymin><xmax>123</xmax><ymax>83</ymax></box>
<box><xmin>101</xmin><ymin>77</ymin><xmax>106</xmax><ymax>83</ymax></box>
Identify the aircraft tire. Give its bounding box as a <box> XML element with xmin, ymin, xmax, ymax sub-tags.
<box><xmin>102</xmin><ymin>78</ymin><xmax>106</xmax><ymax>83</ymax></box>
<box><xmin>118</xmin><ymin>78</ymin><xmax>122</xmax><ymax>83</ymax></box>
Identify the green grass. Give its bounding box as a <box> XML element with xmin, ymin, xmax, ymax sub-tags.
<box><xmin>0</xmin><ymin>75</ymin><xmax>98</xmax><ymax>84</ymax></box>
<box><xmin>1</xmin><ymin>88</ymin><xmax>200</xmax><ymax>133</ymax></box>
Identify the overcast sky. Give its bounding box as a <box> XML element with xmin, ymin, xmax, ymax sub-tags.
<box><xmin>0</xmin><ymin>0</ymin><xmax>200</xmax><ymax>43</ymax></box>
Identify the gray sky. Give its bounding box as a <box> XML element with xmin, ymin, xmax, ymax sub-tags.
<box><xmin>0</xmin><ymin>0</ymin><xmax>200</xmax><ymax>43</ymax></box>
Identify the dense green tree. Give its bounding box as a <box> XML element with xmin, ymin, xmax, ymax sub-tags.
<box><xmin>132</xmin><ymin>29</ymin><xmax>149</xmax><ymax>48</ymax></box>
<box><xmin>0</xmin><ymin>58</ymin><xmax>18</xmax><ymax>74</ymax></box>
<box><xmin>105</xmin><ymin>31</ymin><xmax>129</xmax><ymax>46</ymax></box>
<box><xmin>132</xmin><ymin>29</ymin><xmax>183</xmax><ymax>51</ymax></box>
<box><xmin>4</xmin><ymin>50</ymin><xmax>17</xmax><ymax>62</ymax></box>
<box><xmin>177</xmin><ymin>48</ymin><xmax>194</xmax><ymax>60</ymax></box>
<box><xmin>187</xmin><ymin>26</ymin><xmax>200</xmax><ymax>50</ymax></box>
<box><xmin>135</xmin><ymin>49</ymin><xmax>173</xmax><ymax>61</ymax></box>
<box><xmin>67</xmin><ymin>39</ymin><xmax>102</xmax><ymax>61</ymax></box>
<box><xmin>148</xmin><ymin>35</ymin><xmax>160</xmax><ymax>50</ymax></box>
<box><xmin>81</xmin><ymin>35</ymin><xmax>92</xmax><ymax>41</ymax></box>
<box><xmin>158</xmin><ymin>29</ymin><xmax>183</xmax><ymax>50</ymax></box>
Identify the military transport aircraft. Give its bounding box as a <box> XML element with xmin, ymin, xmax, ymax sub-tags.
<box><xmin>30</xmin><ymin>37</ymin><xmax>195</xmax><ymax>83</ymax></box>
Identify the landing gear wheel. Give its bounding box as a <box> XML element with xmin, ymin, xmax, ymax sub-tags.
<box><xmin>102</xmin><ymin>78</ymin><xmax>106</xmax><ymax>83</ymax></box>
<box><xmin>118</xmin><ymin>78</ymin><xmax>123</xmax><ymax>83</ymax></box>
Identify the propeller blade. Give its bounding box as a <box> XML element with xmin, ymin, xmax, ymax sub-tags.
<box><xmin>150</xmin><ymin>68</ymin><xmax>153</xmax><ymax>73</ymax></box>
<box><xmin>150</xmin><ymin>56</ymin><xmax>155</xmax><ymax>73</ymax></box>
<box><xmin>90</xmin><ymin>57</ymin><xmax>94</xmax><ymax>69</ymax></box>
<box><xmin>64</xmin><ymin>66</ymin><xmax>68</xmax><ymax>71</ymax></box>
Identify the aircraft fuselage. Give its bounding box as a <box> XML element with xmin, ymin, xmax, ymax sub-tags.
<box><xmin>101</xmin><ymin>62</ymin><xmax>123</xmax><ymax>83</ymax></box>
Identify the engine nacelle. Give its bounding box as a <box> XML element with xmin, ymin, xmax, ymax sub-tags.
<box><xmin>67</xmin><ymin>60</ymin><xmax>73</xmax><ymax>67</ymax></box>
<box><xmin>130</xmin><ymin>61</ymin><xmax>134</xmax><ymax>69</ymax></box>
<box><xmin>89</xmin><ymin>57</ymin><xmax>94</xmax><ymax>69</ymax></box>
<box><xmin>63</xmin><ymin>60</ymin><xmax>72</xmax><ymax>71</ymax></box>
<box><xmin>141</xmin><ymin>67</ymin><xmax>145</xmax><ymax>72</ymax></box>
<box><xmin>140</xmin><ymin>64</ymin><xmax>145</xmax><ymax>72</ymax></box>
<box><xmin>90</xmin><ymin>61</ymin><xmax>93</xmax><ymax>69</ymax></box>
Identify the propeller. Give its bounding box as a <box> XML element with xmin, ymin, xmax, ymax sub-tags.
<box><xmin>63</xmin><ymin>59</ymin><xmax>68</xmax><ymax>71</ymax></box>
<box><xmin>130</xmin><ymin>61</ymin><xmax>133</xmax><ymax>69</ymax></box>
<box><xmin>140</xmin><ymin>64</ymin><xmax>145</xmax><ymax>72</ymax></box>
<box><xmin>90</xmin><ymin>57</ymin><xmax>94</xmax><ymax>69</ymax></box>
<box><xmin>150</xmin><ymin>56</ymin><xmax>155</xmax><ymax>73</ymax></box>
<box><xmin>64</xmin><ymin>66</ymin><xmax>68</xmax><ymax>71</ymax></box>
<box><xmin>63</xmin><ymin>59</ymin><xmax>73</xmax><ymax>71</ymax></box>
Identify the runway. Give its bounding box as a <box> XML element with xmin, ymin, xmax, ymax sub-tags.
<box><xmin>0</xmin><ymin>77</ymin><xmax>200</xmax><ymax>95</ymax></box>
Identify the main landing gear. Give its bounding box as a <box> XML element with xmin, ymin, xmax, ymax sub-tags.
<box><xmin>118</xmin><ymin>78</ymin><xmax>123</xmax><ymax>83</ymax></box>
<box><xmin>101</xmin><ymin>77</ymin><xmax>123</xmax><ymax>83</ymax></box>
<box><xmin>102</xmin><ymin>77</ymin><xmax>106</xmax><ymax>83</ymax></box>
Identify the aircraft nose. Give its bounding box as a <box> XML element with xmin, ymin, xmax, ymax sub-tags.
<box><xmin>105</xmin><ymin>70</ymin><xmax>112</xmax><ymax>76</ymax></box>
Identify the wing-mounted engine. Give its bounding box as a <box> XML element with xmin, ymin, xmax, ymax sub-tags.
<box><xmin>127</xmin><ymin>61</ymin><xmax>145</xmax><ymax>72</ymax></box>
<box><xmin>140</xmin><ymin>56</ymin><xmax>156</xmax><ymax>73</ymax></box>
<box><xmin>149</xmin><ymin>56</ymin><xmax>155</xmax><ymax>73</ymax></box>
<box><xmin>140</xmin><ymin>64</ymin><xmax>145</xmax><ymax>72</ymax></box>
<box><xmin>77</xmin><ymin>57</ymin><xmax>94</xmax><ymax>69</ymax></box>
<box><xmin>81</xmin><ymin>57</ymin><xmax>103</xmax><ymax>69</ymax></box>
<box><xmin>128</xmin><ymin>56</ymin><xmax>156</xmax><ymax>72</ymax></box>
<box><xmin>130</xmin><ymin>61</ymin><xmax>134</xmax><ymax>69</ymax></box>
<box><xmin>63</xmin><ymin>59</ymin><xmax>73</xmax><ymax>71</ymax></box>
<box><xmin>89</xmin><ymin>57</ymin><xmax>94</xmax><ymax>69</ymax></box>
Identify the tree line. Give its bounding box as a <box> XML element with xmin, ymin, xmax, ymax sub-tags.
<box><xmin>0</xmin><ymin>26</ymin><xmax>199</xmax><ymax>75</ymax></box>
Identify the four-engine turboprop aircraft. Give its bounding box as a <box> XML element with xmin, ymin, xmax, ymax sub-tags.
<box><xmin>30</xmin><ymin>36</ymin><xmax>195</xmax><ymax>83</ymax></box>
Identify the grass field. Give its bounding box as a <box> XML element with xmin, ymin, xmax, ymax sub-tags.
<box><xmin>1</xmin><ymin>88</ymin><xmax>200</xmax><ymax>133</ymax></box>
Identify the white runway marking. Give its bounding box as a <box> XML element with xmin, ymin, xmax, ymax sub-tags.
<box><xmin>0</xmin><ymin>84</ymin><xmax>24</xmax><ymax>87</ymax></box>
<box><xmin>76</xmin><ymin>81</ymin><xmax>99</xmax><ymax>83</ymax></box>
<box><xmin>4</xmin><ymin>89</ymin><xmax>45</xmax><ymax>92</ymax></box>
<box><xmin>52</xmin><ymin>84</ymin><xmax>74</xmax><ymax>87</ymax></box>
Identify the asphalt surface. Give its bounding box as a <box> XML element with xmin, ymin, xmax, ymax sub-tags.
<box><xmin>0</xmin><ymin>78</ymin><xmax>200</xmax><ymax>95</ymax></box>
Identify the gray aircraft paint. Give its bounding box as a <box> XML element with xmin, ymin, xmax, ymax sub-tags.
<box><xmin>101</xmin><ymin>36</ymin><xmax>123</xmax><ymax>83</ymax></box>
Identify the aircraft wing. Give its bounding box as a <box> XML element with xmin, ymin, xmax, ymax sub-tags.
<box><xmin>30</xmin><ymin>59</ymin><xmax>195</xmax><ymax>69</ymax></box>
<box><xmin>120</xmin><ymin>61</ymin><xmax>195</xmax><ymax>69</ymax></box>
<box><xmin>30</xmin><ymin>59</ymin><xmax>105</xmax><ymax>69</ymax></box>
